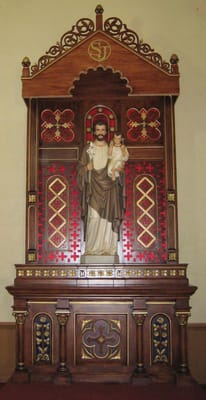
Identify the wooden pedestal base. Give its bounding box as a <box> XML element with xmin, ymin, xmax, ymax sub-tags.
<box><xmin>7</xmin><ymin>263</ymin><xmax>197</xmax><ymax>385</ymax></box>
<box><xmin>131</xmin><ymin>372</ymin><xmax>151</xmax><ymax>385</ymax></box>
<box><xmin>10</xmin><ymin>369</ymin><xmax>30</xmax><ymax>383</ymax></box>
<box><xmin>53</xmin><ymin>371</ymin><xmax>72</xmax><ymax>385</ymax></box>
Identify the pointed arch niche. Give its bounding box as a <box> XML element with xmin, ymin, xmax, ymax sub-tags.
<box><xmin>7</xmin><ymin>5</ymin><xmax>196</xmax><ymax>385</ymax></box>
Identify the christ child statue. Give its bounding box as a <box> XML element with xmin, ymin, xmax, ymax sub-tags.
<box><xmin>107</xmin><ymin>132</ymin><xmax>129</xmax><ymax>181</ymax></box>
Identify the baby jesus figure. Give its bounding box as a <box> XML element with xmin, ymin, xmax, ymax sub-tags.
<box><xmin>108</xmin><ymin>132</ymin><xmax>129</xmax><ymax>181</ymax></box>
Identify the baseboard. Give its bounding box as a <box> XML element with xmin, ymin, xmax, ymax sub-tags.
<box><xmin>0</xmin><ymin>322</ymin><xmax>16</xmax><ymax>383</ymax></box>
<box><xmin>187</xmin><ymin>323</ymin><xmax>206</xmax><ymax>385</ymax></box>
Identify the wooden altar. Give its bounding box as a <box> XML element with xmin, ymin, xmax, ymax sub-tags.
<box><xmin>7</xmin><ymin>5</ymin><xmax>197</xmax><ymax>385</ymax></box>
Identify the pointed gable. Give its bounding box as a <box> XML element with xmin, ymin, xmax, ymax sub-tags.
<box><xmin>21</xmin><ymin>5</ymin><xmax>179</xmax><ymax>98</ymax></box>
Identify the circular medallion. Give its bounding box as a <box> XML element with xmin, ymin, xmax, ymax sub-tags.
<box><xmin>88</xmin><ymin>39</ymin><xmax>111</xmax><ymax>62</ymax></box>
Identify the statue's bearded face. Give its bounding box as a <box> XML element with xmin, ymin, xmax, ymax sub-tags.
<box><xmin>94</xmin><ymin>124</ymin><xmax>107</xmax><ymax>141</ymax></box>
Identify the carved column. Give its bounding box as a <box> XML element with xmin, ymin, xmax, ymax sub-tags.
<box><xmin>12</xmin><ymin>311</ymin><xmax>29</xmax><ymax>382</ymax></box>
<box><xmin>132</xmin><ymin>311</ymin><xmax>149</xmax><ymax>383</ymax></box>
<box><xmin>176</xmin><ymin>311</ymin><xmax>190</xmax><ymax>374</ymax></box>
<box><xmin>54</xmin><ymin>310</ymin><xmax>71</xmax><ymax>384</ymax></box>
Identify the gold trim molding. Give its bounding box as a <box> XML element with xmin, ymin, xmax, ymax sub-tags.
<box><xmin>15</xmin><ymin>264</ymin><xmax>188</xmax><ymax>283</ymax></box>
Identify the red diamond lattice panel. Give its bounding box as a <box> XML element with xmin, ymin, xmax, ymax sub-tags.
<box><xmin>121</xmin><ymin>161</ymin><xmax>167</xmax><ymax>264</ymax></box>
<box><xmin>38</xmin><ymin>162</ymin><xmax>82</xmax><ymax>264</ymax></box>
<box><xmin>38</xmin><ymin>161</ymin><xmax>166</xmax><ymax>265</ymax></box>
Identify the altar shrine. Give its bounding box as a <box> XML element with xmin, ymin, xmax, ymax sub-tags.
<box><xmin>6</xmin><ymin>5</ymin><xmax>196</xmax><ymax>384</ymax></box>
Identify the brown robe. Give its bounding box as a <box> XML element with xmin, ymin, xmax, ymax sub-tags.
<box><xmin>77</xmin><ymin>143</ymin><xmax>126</xmax><ymax>253</ymax></box>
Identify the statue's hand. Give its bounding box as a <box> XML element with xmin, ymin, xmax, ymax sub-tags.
<box><xmin>121</xmin><ymin>145</ymin><xmax>127</xmax><ymax>156</ymax></box>
<box><xmin>108</xmin><ymin>142</ymin><xmax>113</xmax><ymax>157</ymax></box>
<box><xmin>86</xmin><ymin>162</ymin><xmax>93</xmax><ymax>171</ymax></box>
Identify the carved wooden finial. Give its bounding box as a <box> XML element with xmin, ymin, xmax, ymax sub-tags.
<box><xmin>170</xmin><ymin>54</ymin><xmax>179</xmax><ymax>74</ymax></box>
<box><xmin>95</xmin><ymin>4</ymin><xmax>104</xmax><ymax>14</ymax></box>
<box><xmin>22</xmin><ymin>56</ymin><xmax>31</xmax><ymax>78</ymax></box>
<box><xmin>95</xmin><ymin>4</ymin><xmax>104</xmax><ymax>30</ymax></box>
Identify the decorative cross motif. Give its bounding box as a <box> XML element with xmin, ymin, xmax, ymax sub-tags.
<box><xmin>81</xmin><ymin>319</ymin><xmax>121</xmax><ymax>360</ymax></box>
<box><xmin>127</xmin><ymin>107</ymin><xmax>161</xmax><ymax>143</ymax></box>
<box><xmin>41</xmin><ymin>109</ymin><xmax>75</xmax><ymax>143</ymax></box>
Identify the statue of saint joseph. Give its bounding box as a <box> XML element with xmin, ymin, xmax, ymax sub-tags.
<box><xmin>77</xmin><ymin>120</ymin><xmax>127</xmax><ymax>256</ymax></box>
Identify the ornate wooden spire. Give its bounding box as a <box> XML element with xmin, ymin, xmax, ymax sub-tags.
<box><xmin>95</xmin><ymin>4</ymin><xmax>104</xmax><ymax>30</ymax></box>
